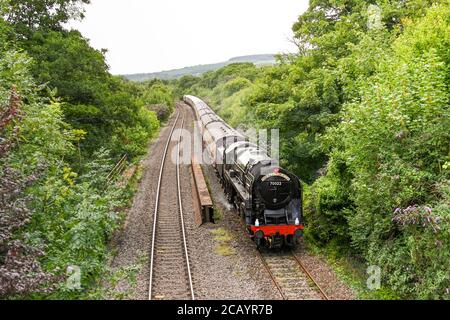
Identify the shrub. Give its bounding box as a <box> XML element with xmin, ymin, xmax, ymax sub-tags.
<box><xmin>310</xmin><ymin>4</ymin><xmax>450</xmax><ymax>298</ymax></box>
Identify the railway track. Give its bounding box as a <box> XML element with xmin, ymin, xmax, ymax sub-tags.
<box><xmin>257</xmin><ymin>249</ymin><xmax>329</xmax><ymax>300</ymax></box>
<box><xmin>148</xmin><ymin>109</ymin><xmax>195</xmax><ymax>300</ymax></box>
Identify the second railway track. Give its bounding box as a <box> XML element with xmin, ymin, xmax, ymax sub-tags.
<box><xmin>148</xmin><ymin>109</ymin><xmax>195</xmax><ymax>300</ymax></box>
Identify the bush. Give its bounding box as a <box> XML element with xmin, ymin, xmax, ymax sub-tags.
<box><xmin>0</xmin><ymin>0</ymin><xmax>169</xmax><ymax>299</ymax></box>
<box><xmin>0</xmin><ymin>24</ymin><xmax>147</xmax><ymax>299</ymax></box>
<box><xmin>140</xmin><ymin>81</ymin><xmax>174</xmax><ymax>121</ymax></box>
<box><xmin>309</xmin><ymin>4</ymin><xmax>450</xmax><ymax>298</ymax></box>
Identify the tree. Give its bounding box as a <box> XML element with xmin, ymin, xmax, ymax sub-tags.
<box><xmin>0</xmin><ymin>90</ymin><xmax>52</xmax><ymax>295</ymax></box>
<box><xmin>25</xmin><ymin>30</ymin><xmax>109</xmax><ymax>105</ymax></box>
<box><xmin>309</xmin><ymin>3</ymin><xmax>450</xmax><ymax>298</ymax></box>
<box><xmin>4</xmin><ymin>0</ymin><xmax>90</xmax><ymax>39</ymax></box>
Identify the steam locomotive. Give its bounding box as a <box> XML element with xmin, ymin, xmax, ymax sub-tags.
<box><xmin>184</xmin><ymin>95</ymin><xmax>304</xmax><ymax>248</ymax></box>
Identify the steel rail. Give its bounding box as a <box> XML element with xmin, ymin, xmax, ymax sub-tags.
<box><xmin>257</xmin><ymin>248</ymin><xmax>330</xmax><ymax>300</ymax></box>
<box><xmin>291</xmin><ymin>251</ymin><xmax>330</xmax><ymax>300</ymax></box>
<box><xmin>256</xmin><ymin>249</ymin><xmax>287</xmax><ymax>300</ymax></box>
<box><xmin>176</xmin><ymin>111</ymin><xmax>195</xmax><ymax>300</ymax></box>
<box><xmin>148</xmin><ymin>112</ymin><xmax>181</xmax><ymax>300</ymax></box>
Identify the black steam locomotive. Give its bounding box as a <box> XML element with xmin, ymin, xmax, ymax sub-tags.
<box><xmin>184</xmin><ymin>95</ymin><xmax>304</xmax><ymax>248</ymax></box>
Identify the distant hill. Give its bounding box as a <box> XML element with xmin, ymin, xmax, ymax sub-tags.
<box><xmin>123</xmin><ymin>54</ymin><xmax>276</xmax><ymax>82</ymax></box>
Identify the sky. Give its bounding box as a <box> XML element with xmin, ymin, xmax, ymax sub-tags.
<box><xmin>68</xmin><ymin>0</ymin><xmax>309</xmax><ymax>75</ymax></box>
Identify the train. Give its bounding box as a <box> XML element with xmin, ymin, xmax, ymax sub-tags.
<box><xmin>184</xmin><ymin>95</ymin><xmax>304</xmax><ymax>248</ymax></box>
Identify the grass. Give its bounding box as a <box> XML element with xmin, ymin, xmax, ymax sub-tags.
<box><xmin>211</xmin><ymin>228</ymin><xmax>235</xmax><ymax>256</ymax></box>
<box><xmin>214</xmin><ymin>244</ymin><xmax>235</xmax><ymax>256</ymax></box>
<box><xmin>213</xmin><ymin>206</ymin><xmax>223</xmax><ymax>222</ymax></box>
<box><xmin>210</xmin><ymin>228</ymin><xmax>233</xmax><ymax>242</ymax></box>
<box><xmin>85</xmin><ymin>251</ymin><xmax>148</xmax><ymax>300</ymax></box>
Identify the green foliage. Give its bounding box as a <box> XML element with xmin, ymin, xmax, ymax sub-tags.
<box><xmin>239</xmin><ymin>0</ymin><xmax>446</xmax><ymax>184</ymax></box>
<box><xmin>0</xmin><ymin>0</ymin><xmax>170</xmax><ymax>299</ymax></box>
<box><xmin>213</xmin><ymin>76</ymin><xmax>248</xmax><ymax>99</ymax></box>
<box><xmin>139</xmin><ymin>80</ymin><xmax>174</xmax><ymax>121</ymax></box>
<box><xmin>306</xmin><ymin>156</ymin><xmax>353</xmax><ymax>247</ymax></box>
<box><xmin>28</xmin><ymin>149</ymin><xmax>125</xmax><ymax>297</ymax></box>
<box><xmin>245</xmin><ymin>61</ymin><xmax>340</xmax><ymax>182</ymax></box>
<box><xmin>214</xmin><ymin>86</ymin><xmax>253</xmax><ymax>128</ymax></box>
<box><xmin>310</xmin><ymin>4</ymin><xmax>450</xmax><ymax>298</ymax></box>
<box><xmin>201</xmin><ymin>63</ymin><xmax>260</xmax><ymax>89</ymax></box>
<box><xmin>172</xmin><ymin>75</ymin><xmax>202</xmax><ymax>99</ymax></box>
<box><xmin>17</xmin><ymin>29</ymin><xmax>165</xmax><ymax>160</ymax></box>
<box><xmin>4</xmin><ymin>0</ymin><xmax>90</xmax><ymax>39</ymax></box>
<box><xmin>25</xmin><ymin>30</ymin><xmax>109</xmax><ymax>105</ymax></box>
<box><xmin>0</xmin><ymin>39</ymin><xmax>116</xmax><ymax>298</ymax></box>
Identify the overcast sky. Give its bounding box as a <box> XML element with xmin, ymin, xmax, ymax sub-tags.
<box><xmin>68</xmin><ymin>0</ymin><xmax>309</xmax><ymax>75</ymax></box>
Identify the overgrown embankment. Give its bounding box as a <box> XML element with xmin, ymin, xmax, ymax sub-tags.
<box><xmin>0</xmin><ymin>0</ymin><xmax>175</xmax><ymax>299</ymax></box>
